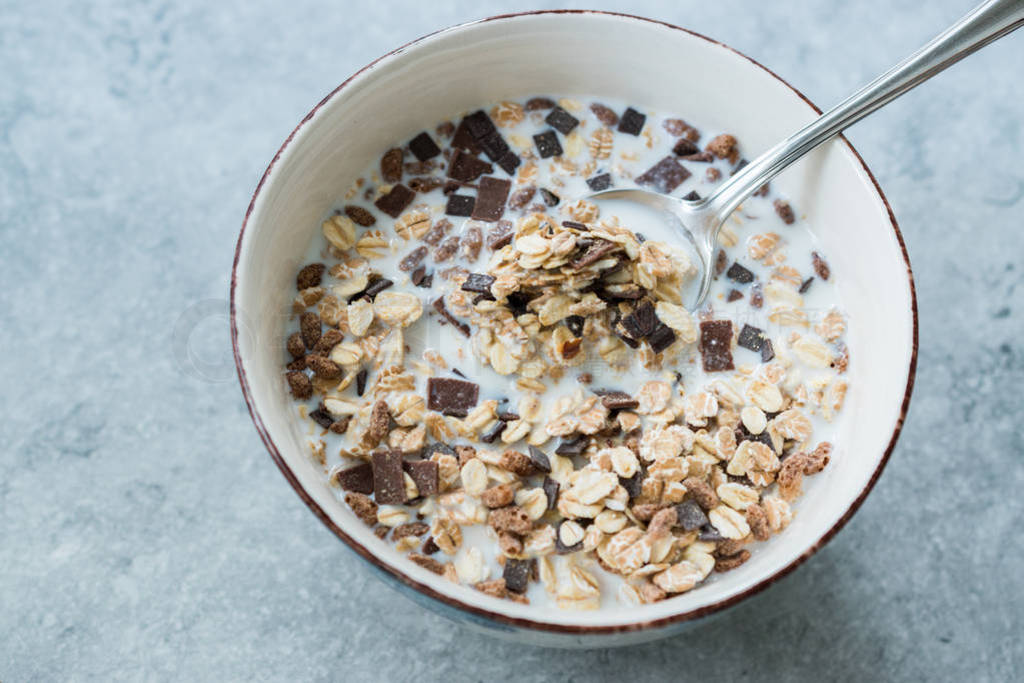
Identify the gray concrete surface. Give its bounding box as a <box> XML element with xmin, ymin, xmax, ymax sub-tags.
<box><xmin>1</xmin><ymin>0</ymin><xmax>1022</xmax><ymax>680</ymax></box>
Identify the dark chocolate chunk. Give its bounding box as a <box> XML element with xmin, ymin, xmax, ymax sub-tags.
<box><xmin>812</xmin><ymin>251</ymin><xmax>831</xmax><ymax>280</ymax></box>
<box><xmin>371</xmin><ymin>450</ymin><xmax>406</xmax><ymax>504</ymax></box>
<box><xmin>451</xmin><ymin>117</ymin><xmax>481</xmax><ymax>153</ymax></box>
<box><xmin>480</xmin><ymin>420</ymin><xmax>506</xmax><ymax>444</ymax></box>
<box><xmin>508</xmin><ymin>186</ymin><xmax>536</xmax><ymax>210</ymax></box>
<box><xmin>344</xmin><ymin>205</ymin><xmax>376</xmax><ymax>227</ymax></box>
<box><xmin>545</xmin><ymin>106</ymin><xmax>579</xmax><ymax>135</ymax></box>
<box><xmin>647</xmin><ymin>323</ymin><xmax>677</xmax><ymax>353</ymax></box>
<box><xmin>432</xmin><ymin>297</ymin><xmax>471</xmax><ymax>337</ymax></box>
<box><xmin>672</xmin><ymin>138</ymin><xmax>699</xmax><ymax>156</ymax></box>
<box><xmin>714</xmin><ymin>250</ymin><xmax>728</xmax><ymax>278</ymax></box>
<box><xmin>561</xmin><ymin>220</ymin><xmax>588</xmax><ymax>231</ymax></box>
<box><xmin>403</xmin><ymin>460</ymin><xmax>439</xmax><ymax>497</ymax></box>
<box><xmin>356</xmin><ymin>368</ymin><xmax>368</xmax><ymax>396</ymax></box>
<box><xmin>600</xmin><ymin>391</ymin><xmax>638</xmax><ymax>411</ymax></box>
<box><xmin>408</xmin><ymin>131</ymin><xmax>441</xmax><ymax>161</ymax></box>
<box><xmin>426</xmin><ymin>376</ymin><xmax>479</xmax><ymax>417</ymax></box>
<box><xmin>539</xmin><ymin>187</ymin><xmax>560</xmax><ymax>206</ymax></box>
<box><xmin>699</xmin><ymin>320</ymin><xmax>735</xmax><ymax>372</ymax></box>
<box><xmin>620</xmin><ymin>470</ymin><xmax>644</xmax><ymax>500</ymax></box>
<box><xmin>336</xmin><ymin>462</ymin><xmax>374</xmax><ymax>494</ymax></box>
<box><xmin>543</xmin><ymin>477</ymin><xmax>560</xmax><ymax>510</ymax></box>
<box><xmin>586</xmin><ymin>173</ymin><xmax>612</xmax><ymax>192</ymax></box>
<box><xmin>682</xmin><ymin>190</ymin><xmax>701</xmax><ymax>202</ymax></box>
<box><xmin>486</xmin><ymin>221</ymin><xmax>514</xmax><ymax>250</ymax></box>
<box><xmin>411</xmin><ymin>266</ymin><xmax>431</xmax><ymax>288</ymax></box>
<box><xmin>399</xmin><ymin>246</ymin><xmax>429</xmax><ymax>272</ymax></box>
<box><xmin>309</xmin><ymin>404</ymin><xmax>334</xmax><ymax>430</ymax></box>
<box><xmin>799</xmin><ymin>277</ymin><xmax>814</xmax><ymax>294</ymax></box>
<box><xmin>698</xmin><ymin>525</ymin><xmax>725</xmax><ymax>542</ymax></box>
<box><xmin>461</xmin><ymin>273</ymin><xmax>496</xmax><ymax>298</ymax></box>
<box><xmin>380</xmin><ymin>147</ymin><xmax>403</xmax><ymax>183</ymax></box>
<box><xmin>617</xmin><ymin>107</ymin><xmax>646</xmax><ymax>135</ymax></box>
<box><xmin>421</xmin><ymin>537</ymin><xmax>440</xmax><ymax>555</ymax></box>
<box><xmin>478</xmin><ymin>130</ymin><xmax>511</xmax><ymax>164</ymax></box>
<box><xmin>463</xmin><ymin>109</ymin><xmax>497</xmax><ymax>140</ymax></box>
<box><xmin>362</xmin><ymin>277</ymin><xmax>393</xmax><ymax>300</ymax></box>
<box><xmin>525</xmin><ymin>97</ymin><xmax>556</xmax><ymax>111</ymax></box>
<box><xmin>564</xmin><ymin>315</ymin><xmax>584</xmax><ymax>337</ymax></box>
<box><xmin>726</xmin><ymin>289</ymin><xmax>744</xmax><ymax>302</ymax></box>
<box><xmin>675</xmin><ymin>500</ymin><xmax>709</xmax><ymax>531</ymax></box>
<box><xmin>445</xmin><ymin>194</ymin><xmax>475</xmax><ymax>217</ymax></box>
<box><xmin>725</xmin><ymin>261</ymin><xmax>755</xmax><ymax>284</ymax></box>
<box><xmin>422</xmin><ymin>442</ymin><xmax>456</xmax><ymax>459</ymax></box>
<box><xmin>737</xmin><ymin>324</ymin><xmax>767</xmax><ymax>352</ymax></box>
<box><xmin>496</xmin><ymin>151</ymin><xmax>521</xmax><ymax>176</ymax></box>
<box><xmin>731</xmin><ymin>159</ymin><xmax>749</xmax><ymax>175</ymax></box>
<box><xmin>471</xmin><ymin>177</ymin><xmax>511</xmax><ymax>222</ymax></box>
<box><xmin>590</xmin><ymin>102</ymin><xmax>619</xmax><ymax>127</ymax></box>
<box><xmin>555</xmin><ymin>435</ymin><xmax>587</xmax><ymax>457</ymax></box>
<box><xmin>503</xmin><ymin>558</ymin><xmax>533</xmax><ymax>594</ymax></box>
<box><xmin>533</xmin><ymin>130</ymin><xmax>563</xmax><ymax>158</ymax></box>
<box><xmin>685</xmin><ymin>152</ymin><xmax>715</xmax><ymax>163</ymax></box>
<box><xmin>374</xmin><ymin>183</ymin><xmax>415</xmax><ymax>218</ymax></box>
<box><xmin>761</xmin><ymin>338</ymin><xmax>775</xmax><ymax>362</ymax></box>
<box><xmin>555</xmin><ymin>519</ymin><xmax>584</xmax><ymax>554</ymax></box>
<box><xmin>527</xmin><ymin>445</ymin><xmax>552</xmax><ymax>473</ymax></box>
<box><xmin>447</xmin><ymin>149</ymin><xmax>494</xmax><ymax>182</ymax></box>
<box><xmin>622</xmin><ymin>301</ymin><xmax>657</xmax><ymax>339</ymax></box>
<box><xmin>635</xmin><ymin>156</ymin><xmax>691</xmax><ymax>194</ymax></box>
<box><xmin>570</xmin><ymin>240</ymin><xmax>617</xmax><ymax>270</ymax></box>
<box><xmin>505</xmin><ymin>291</ymin><xmax>533</xmax><ymax>317</ymax></box>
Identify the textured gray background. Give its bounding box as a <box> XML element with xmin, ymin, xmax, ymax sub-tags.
<box><xmin>1</xmin><ymin>0</ymin><xmax>1022</xmax><ymax>680</ymax></box>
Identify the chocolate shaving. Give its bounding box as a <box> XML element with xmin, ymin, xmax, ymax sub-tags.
<box><xmin>362</xmin><ymin>277</ymin><xmax>393</xmax><ymax>300</ymax></box>
<box><xmin>480</xmin><ymin>420</ymin><xmax>506</xmax><ymax>443</ymax></box>
<box><xmin>600</xmin><ymin>391</ymin><xmax>639</xmax><ymax>411</ymax></box>
<box><xmin>635</xmin><ymin>156</ymin><xmax>691</xmax><ymax>194</ymax></box>
<box><xmin>355</xmin><ymin>368</ymin><xmax>368</xmax><ymax>396</ymax></box>
<box><xmin>617</xmin><ymin>107</ymin><xmax>646</xmax><ymax>135</ymax></box>
<box><xmin>371</xmin><ymin>450</ymin><xmax>406</xmax><ymax>504</ymax></box>
<box><xmin>533</xmin><ymin>130</ymin><xmax>563</xmax><ymax>158</ymax></box>
<box><xmin>699</xmin><ymin>320</ymin><xmax>735</xmax><ymax>372</ymax></box>
<box><xmin>799</xmin><ymin>277</ymin><xmax>814</xmax><ymax>294</ymax></box>
<box><xmin>471</xmin><ymin>177</ymin><xmax>511</xmax><ymax>222</ymax></box>
<box><xmin>426</xmin><ymin>376</ymin><xmax>479</xmax><ymax>417</ymax></box>
<box><xmin>431</xmin><ymin>297</ymin><xmax>470</xmax><ymax>337</ymax></box>
<box><xmin>374</xmin><ymin>184</ymin><xmax>415</xmax><ymax>218</ymax></box>
<box><xmin>408</xmin><ymin>131</ymin><xmax>441</xmax><ymax>161</ymax></box>
<box><xmin>726</xmin><ymin>262</ymin><xmax>754</xmax><ymax>284</ymax></box>
<box><xmin>545</xmin><ymin>106</ymin><xmax>579</xmax><ymax>134</ymax></box>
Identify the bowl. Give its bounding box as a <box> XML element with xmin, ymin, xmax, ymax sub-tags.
<box><xmin>231</xmin><ymin>10</ymin><xmax>917</xmax><ymax>647</ymax></box>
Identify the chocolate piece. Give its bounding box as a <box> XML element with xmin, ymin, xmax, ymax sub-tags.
<box><xmin>542</xmin><ymin>477</ymin><xmax>560</xmax><ymax>510</ymax></box>
<box><xmin>461</xmin><ymin>273</ymin><xmax>496</xmax><ymax>298</ymax></box>
<box><xmin>647</xmin><ymin>323</ymin><xmax>677</xmax><ymax>353</ymax></box>
<box><xmin>737</xmin><ymin>324</ymin><xmax>767</xmax><ymax>352</ymax></box>
<box><xmin>699</xmin><ymin>320</ymin><xmax>735</xmax><ymax>372</ymax></box>
<box><xmin>774</xmin><ymin>199</ymin><xmax>795</xmax><ymax>224</ymax></box>
<box><xmin>539</xmin><ymin>187</ymin><xmax>560</xmax><ymax>206</ymax></box>
<box><xmin>335</xmin><ymin>463</ymin><xmax>375</xmax><ymax>494</ymax></box>
<box><xmin>725</xmin><ymin>261</ymin><xmax>754</xmax><ymax>284</ymax></box>
<box><xmin>545</xmin><ymin>106</ymin><xmax>579</xmax><ymax>134</ymax></box>
<box><xmin>672</xmin><ymin>138</ymin><xmax>699</xmax><ymax>156</ymax></box>
<box><xmin>496</xmin><ymin>151</ymin><xmax>521</xmax><ymax>176</ymax></box>
<box><xmin>675</xmin><ymin>500</ymin><xmax>709</xmax><ymax>531</ymax></box>
<box><xmin>403</xmin><ymin>460</ymin><xmax>439</xmax><ymax>497</ymax></box>
<box><xmin>408</xmin><ymin>131</ymin><xmax>441</xmax><ymax>161</ymax></box>
<box><xmin>555</xmin><ymin>520</ymin><xmax>583</xmax><ymax>554</ymax></box>
<box><xmin>620</xmin><ymin>470</ymin><xmax>644</xmax><ymax>500</ymax></box>
<box><xmin>533</xmin><ymin>130</ymin><xmax>563</xmax><ymax>158</ymax></box>
<box><xmin>570</xmin><ymin>239</ymin><xmax>617</xmax><ymax>270</ymax></box>
<box><xmin>362</xmin><ymin>277</ymin><xmax>393</xmax><ymax>300</ymax></box>
<box><xmin>590</xmin><ymin>102</ymin><xmax>619</xmax><ymax>127</ymax></box>
<box><xmin>617</xmin><ymin>107</ymin><xmax>646</xmax><ymax>135</ymax></box>
<box><xmin>527</xmin><ymin>445</ymin><xmax>552</xmax><ymax>473</ymax></box>
<box><xmin>480</xmin><ymin>420</ymin><xmax>506</xmax><ymax>443</ymax></box>
<box><xmin>356</xmin><ymin>368</ymin><xmax>368</xmax><ymax>396</ymax></box>
<box><xmin>799</xmin><ymin>277</ymin><xmax>815</xmax><ymax>294</ymax></box>
<box><xmin>525</xmin><ymin>97</ymin><xmax>556</xmax><ymax>111</ymax></box>
<box><xmin>698</xmin><ymin>525</ymin><xmax>725</xmax><ymax>542</ymax></box>
<box><xmin>309</xmin><ymin>404</ymin><xmax>334</xmax><ymax>430</ymax></box>
<box><xmin>586</xmin><ymin>173</ymin><xmax>612</xmax><ymax>192</ymax></box>
<box><xmin>600</xmin><ymin>391</ymin><xmax>639</xmax><ymax>411</ymax></box>
<box><xmin>561</xmin><ymin>220</ymin><xmax>588</xmax><ymax>231</ymax></box>
<box><xmin>451</xmin><ymin>118</ymin><xmax>481</xmax><ymax>153</ymax></box>
<box><xmin>371</xmin><ymin>450</ymin><xmax>406</xmax><ymax>504</ymax></box>
<box><xmin>411</xmin><ymin>266</ymin><xmax>431</xmax><ymax>288</ymax></box>
<box><xmin>508</xmin><ymin>186</ymin><xmax>536</xmax><ymax>210</ymax></box>
<box><xmin>682</xmin><ymin>190</ymin><xmax>701</xmax><ymax>202</ymax></box>
<box><xmin>622</xmin><ymin>301</ymin><xmax>657</xmax><ymax>339</ymax></box>
<box><xmin>503</xmin><ymin>559</ymin><xmax>533</xmax><ymax>594</ymax></box>
<box><xmin>422</xmin><ymin>442</ymin><xmax>456</xmax><ymax>460</ymax></box>
<box><xmin>471</xmin><ymin>177</ymin><xmax>511</xmax><ymax>222</ymax></box>
<box><xmin>564</xmin><ymin>315</ymin><xmax>584</xmax><ymax>337</ymax></box>
<box><xmin>432</xmin><ymin>297</ymin><xmax>471</xmax><ymax>337</ymax></box>
<box><xmin>761</xmin><ymin>339</ymin><xmax>775</xmax><ymax>363</ymax></box>
<box><xmin>812</xmin><ymin>251</ymin><xmax>831</xmax><ymax>280</ymax></box>
<box><xmin>374</xmin><ymin>184</ymin><xmax>415</xmax><ymax>218</ymax></box>
<box><xmin>344</xmin><ymin>205</ymin><xmax>376</xmax><ymax>226</ymax></box>
<box><xmin>555</xmin><ymin>435</ymin><xmax>587</xmax><ymax>457</ymax></box>
<box><xmin>380</xmin><ymin>147</ymin><xmax>403</xmax><ymax>183</ymax></box>
<box><xmin>486</xmin><ymin>221</ymin><xmax>514</xmax><ymax>250</ymax></box>
<box><xmin>398</xmin><ymin>246</ymin><xmax>428</xmax><ymax>272</ymax></box>
<box><xmin>426</xmin><ymin>376</ymin><xmax>479</xmax><ymax>417</ymax></box>
<box><xmin>636</xmin><ymin>156</ymin><xmax>691</xmax><ymax>194</ymax></box>
<box><xmin>421</xmin><ymin>536</ymin><xmax>440</xmax><ymax>555</ymax></box>
<box><xmin>714</xmin><ymin>250</ymin><xmax>728</xmax><ymax>278</ymax></box>
<box><xmin>443</xmin><ymin>193</ymin><xmax>474</xmax><ymax>217</ymax></box>
<box><xmin>478</xmin><ymin>129</ymin><xmax>511</xmax><ymax>164</ymax></box>
<box><xmin>447</xmin><ymin>148</ymin><xmax>494</xmax><ymax>182</ymax></box>
<box><xmin>727</xmin><ymin>289</ymin><xmax>743</xmax><ymax>302</ymax></box>
<box><xmin>731</xmin><ymin>159</ymin><xmax>749</xmax><ymax>176</ymax></box>
<box><xmin>407</xmin><ymin>177</ymin><xmax>444</xmax><ymax>194</ymax></box>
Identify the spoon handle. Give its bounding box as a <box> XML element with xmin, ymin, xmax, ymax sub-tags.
<box><xmin>704</xmin><ymin>0</ymin><xmax>1024</xmax><ymax>224</ymax></box>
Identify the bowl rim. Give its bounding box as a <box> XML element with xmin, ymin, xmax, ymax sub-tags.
<box><xmin>230</xmin><ymin>9</ymin><xmax>919</xmax><ymax>635</ymax></box>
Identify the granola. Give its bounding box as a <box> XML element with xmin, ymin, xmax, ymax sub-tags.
<box><xmin>283</xmin><ymin>97</ymin><xmax>851</xmax><ymax>609</ymax></box>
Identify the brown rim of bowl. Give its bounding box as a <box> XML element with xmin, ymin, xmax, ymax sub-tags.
<box><xmin>230</xmin><ymin>10</ymin><xmax>918</xmax><ymax>635</ymax></box>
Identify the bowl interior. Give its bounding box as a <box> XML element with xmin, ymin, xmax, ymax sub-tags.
<box><xmin>233</xmin><ymin>12</ymin><xmax>914</xmax><ymax>631</ymax></box>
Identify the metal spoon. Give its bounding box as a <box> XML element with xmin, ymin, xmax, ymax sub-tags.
<box><xmin>589</xmin><ymin>0</ymin><xmax>1024</xmax><ymax>310</ymax></box>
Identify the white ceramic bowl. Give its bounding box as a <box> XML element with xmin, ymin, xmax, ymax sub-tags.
<box><xmin>231</xmin><ymin>11</ymin><xmax>917</xmax><ymax>647</ymax></box>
